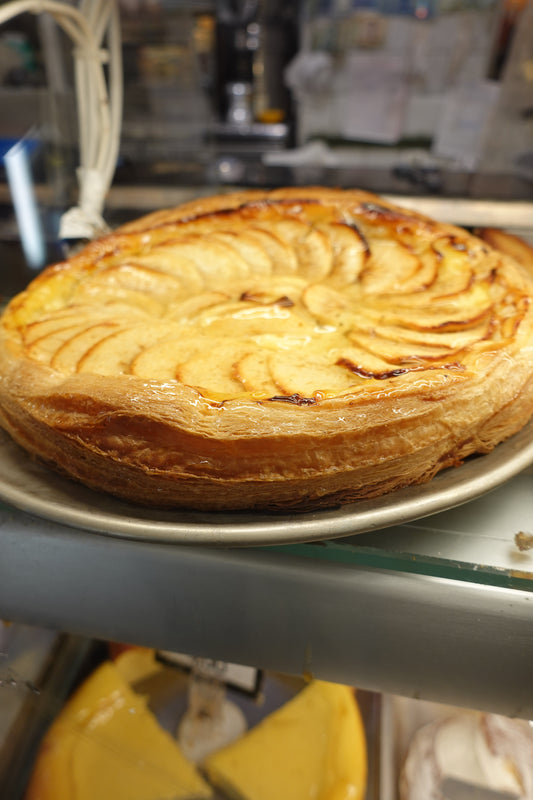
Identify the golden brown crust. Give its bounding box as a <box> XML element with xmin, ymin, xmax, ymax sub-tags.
<box><xmin>476</xmin><ymin>227</ymin><xmax>533</xmax><ymax>278</ymax></box>
<box><xmin>1</xmin><ymin>187</ymin><xmax>533</xmax><ymax>512</ymax></box>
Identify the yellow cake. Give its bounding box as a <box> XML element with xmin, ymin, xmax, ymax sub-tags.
<box><xmin>24</xmin><ymin>659</ymin><xmax>213</xmax><ymax>800</ymax></box>
<box><xmin>26</xmin><ymin>659</ymin><xmax>368</xmax><ymax>800</ymax></box>
<box><xmin>203</xmin><ymin>679</ymin><xmax>367</xmax><ymax>800</ymax></box>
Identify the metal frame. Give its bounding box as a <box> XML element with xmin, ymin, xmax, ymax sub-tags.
<box><xmin>1</xmin><ymin>507</ymin><xmax>532</xmax><ymax>719</ymax></box>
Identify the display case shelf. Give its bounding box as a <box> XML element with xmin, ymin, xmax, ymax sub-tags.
<box><xmin>1</xmin><ymin>467</ymin><xmax>532</xmax><ymax>720</ymax></box>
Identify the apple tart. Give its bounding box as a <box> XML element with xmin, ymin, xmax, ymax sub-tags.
<box><xmin>1</xmin><ymin>187</ymin><xmax>533</xmax><ymax>512</ymax></box>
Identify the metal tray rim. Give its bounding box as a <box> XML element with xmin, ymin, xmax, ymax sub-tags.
<box><xmin>0</xmin><ymin>421</ymin><xmax>532</xmax><ymax>547</ymax></box>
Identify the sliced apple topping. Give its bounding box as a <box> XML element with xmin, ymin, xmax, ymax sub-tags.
<box><xmin>23</xmin><ymin>313</ymin><xmax>94</xmax><ymax>346</ymax></box>
<box><xmin>124</xmin><ymin>250</ymin><xmax>205</xmax><ymax>293</ymax></box>
<box><xmin>158</xmin><ymin>236</ymin><xmax>251</xmax><ymax>283</ymax></box>
<box><xmin>90</xmin><ymin>263</ymin><xmax>185</xmax><ymax>300</ymax></box>
<box><xmin>130</xmin><ymin>334</ymin><xmax>208</xmax><ymax>381</ymax></box>
<box><xmin>238</xmin><ymin>276</ymin><xmax>307</xmax><ymax>305</ymax></box>
<box><xmin>70</xmin><ymin>283</ymin><xmax>165</xmax><ymax>318</ymax></box>
<box><xmin>26</xmin><ymin>322</ymin><xmax>93</xmax><ymax>364</ymax></box>
<box><xmin>209</xmin><ymin>231</ymin><xmax>273</xmax><ymax>276</ymax></box>
<box><xmin>10</xmin><ymin>194</ymin><xmax>531</xmax><ymax>404</ymax></box>
<box><xmin>246</xmin><ymin>226</ymin><xmax>299</xmax><ymax>274</ymax></box>
<box><xmin>233</xmin><ymin>351</ymin><xmax>279</xmax><ymax>395</ymax></box>
<box><xmin>360</xmin><ymin>239</ymin><xmax>421</xmax><ymax>294</ymax></box>
<box><xmin>77</xmin><ymin>323</ymin><xmax>172</xmax><ymax>375</ymax></box>
<box><xmin>164</xmin><ymin>292</ymin><xmax>230</xmax><ymax>322</ymax></box>
<box><xmin>50</xmin><ymin>322</ymin><xmax>125</xmax><ymax>372</ymax></box>
<box><xmin>268</xmin><ymin>352</ymin><xmax>358</xmax><ymax>397</ymax></box>
<box><xmin>302</xmin><ymin>284</ymin><xmax>354</xmax><ymax>331</ymax></box>
<box><xmin>272</xmin><ymin>219</ymin><xmax>334</xmax><ymax>281</ymax></box>
<box><xmin>320</xmin><ymin>221</ymin><xmax>369</xmax><ymax>285</ymax></box>
<box><xmin>176</xmin><ymin>340</ymin><xmax>252</xmax><ymax>397</ymax></box>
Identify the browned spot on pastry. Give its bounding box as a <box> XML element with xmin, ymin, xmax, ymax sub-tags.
<box><xmin>267</xmin><ymin>394</ymin><xmax>318</xmax><ymax>406</ymax></box>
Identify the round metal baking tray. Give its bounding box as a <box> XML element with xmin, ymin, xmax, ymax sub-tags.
<box><xmin>0</xmin><ymin>422</ymin><xmax>532</xmax><ymax>547</ymax></box>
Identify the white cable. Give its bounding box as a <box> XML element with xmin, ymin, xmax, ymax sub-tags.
<box><xmin>0</xmin><ymin>0</ymin><xmax>123</xmax><ymax>241</ymax></box>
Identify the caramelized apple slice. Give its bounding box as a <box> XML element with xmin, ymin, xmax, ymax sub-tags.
<box><xmin>336</xmin><ymin>345</ymin><xmax>406</xmax><ymax>377</ymax></box>
<box><xmin>77</xmin><ymin>323</ymin><xmax>173</xmax><ymax>375</ymax></box>
<box><xmin>269</xmin><ymin>352</ymin><xmax>359</xmax><ymax>397</ymax></box>
<box><xmin>349</xmin><ymin>317</ymin><xmax>492</xmax><ymax>353</ymax></box>
<box><xmin>348</xmin><ymin>330</ymin><xmax>465</xmax><ymax>364</ymax></box>
<box><xmin>23</xmin><ymin>312</ymin><xmax>94</xmax><ymax>345</ymax></box>
<box><xmin>162</xmin><ymin>236</ymin><xmax>251</xmax><ymax>283</ymax></box>
<box><xmin>302</xmin><ymin>284</ymin><xmax>355</xmax><ymax>331</ymax></box>
<box><xmin>233</xmin><ymin>351</ymin><xmax>279</xmax><ymax>395</ymax></box>
<box><xmin>130</xmin><ymin>334</ymin><xmax>208</xmax><ymax>381</ymax></box>
<box><xmin>246</xmin><ymin>226</ymin><xmax>299</xmax><ymax>274</ymax></box>
<box><xmin>70</xmin><ymin>283</ymin><xmax>165</xmax><ymax>317</ymax></box>
<box><xmin>51</xmin><ymin>322</ymin><xmax>125</xmax><ymax>373</ymax></box>
<box><xmin>209</xmin><ymin>231</ymin><xmax>273</xmax><ymax>276</ymax></box>
<box><xmin>270</xmin><ymin>219</ymin><xmax>333</xmax><ymax>281</ymax></box>
<box><xmin>97</xmin><ymin>263</ymin><xmax>186</xmax><ymax>296</ymax></box>
<box><xmin>239</xmin><ymin>276</ymin><xmax>307</xmax><ymax>305</ymax></box>
<box><xmin>360</xmin><ymin>239</ymin><xmax>421</xmax><ymax>294</ymax></box>
<box><xmin>164</xmin><ymin>292</ymin><xmax>230</xmax><ymax>322</ymax></box>
<box><xmin>176</xmin><ymin>341</ymin><xmax>252</xmax><ymax>396</ymax></box>
<box><xmin>320</xmin><ymin>221</ymin><xmax>369</xmax><ymax>286</ymax></box>
<box><xmin>25</xmin><ymin>322</ymin><xmax>92</xmax><ymax>363</ymax></box>
<box><xmin>132</xmin><ymin>248</ymin><xmax>205</xmax><ymax>293</ymax></box>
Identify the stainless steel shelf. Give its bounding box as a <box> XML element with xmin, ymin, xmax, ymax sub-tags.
<box><xmin>0</xmin><ymin>469</ymin><xmax>532</xmax><ymax>720</ymax></box>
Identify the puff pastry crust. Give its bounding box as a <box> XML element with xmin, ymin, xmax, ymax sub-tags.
<box><xmin>1</xmin><ymin>187</ymin><xmax>533</xmax><ymax>512</ymax></box>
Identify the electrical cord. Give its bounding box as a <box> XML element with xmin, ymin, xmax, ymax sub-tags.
<box><xmin>0</xmin><ymin>0</ymin><xmax>123</xmax><ymax>240</ymax></box>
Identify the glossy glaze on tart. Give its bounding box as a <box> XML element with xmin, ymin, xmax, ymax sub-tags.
<box><xmin>1</xmin><ymin>187</ymin><xmax>533</xmax><ymax>512</ymax></box>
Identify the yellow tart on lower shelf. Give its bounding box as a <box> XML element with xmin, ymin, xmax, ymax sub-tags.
<box><xmin>25</xmin><ymin>659</ymin><xmax>212</xmax><ymax>800</ymax></box>
<box><xmin>203</xmin><ymin>679</ymin><xmax>367</xmax><ymax>800</ymax></box>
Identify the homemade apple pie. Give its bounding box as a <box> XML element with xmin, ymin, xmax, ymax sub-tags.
<box><xmin>1</xmin><ymin>187</ymin><xmax>533</xmax><ymax>512</ymax></box>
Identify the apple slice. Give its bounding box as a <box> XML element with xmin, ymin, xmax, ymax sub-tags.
<box><xmin>350</xmin><ymin>314</ymin><xmax>492</xmax><ymax>352</ymax></box>
<box><xmin>90</xmin><ymin>262</ymin><xmax>185</xmax><ymax>302</ymax></box>
<box><xmin>209</xmin><ymin>231</ymin><xmax>272</xmax><ymax>276</ymax></box>
<box><xmin>319</xmin><ymin>221</ymin><xmax>369</xmax><ymax>286</ymax></box>
<box><xmin>239</xmin><ymin>276</ymin><xmax>307</xmax><ymax>306</ymax></box>
<box><xmin>165</xmin><ymin>292</ymin><xmax>230</xmax><ymax>322</ymax></box>
<box><xmin>159</xmin><ymin>236</ymin><xmax>251</xmax><ymax>284</ymax></box>
<box><xmin>246</xmin><ymin>226</ymin><xmax>299</xmax><ymax>275</ymax></box>
<box><xmin>269</xmin><ymin>219</ymin><xmax>333</xmax><ymax>281</ymax></box>
<box><xmin>176</xmin><ymin>340</ymin><xmax>252</xmax><ymax>396</ymax></box>
<box><xmin>268</xmin><ymin>352</ymin><xmax>358</xmax><ymax>397</ymax></box>
<box><xmin>78</xmin><ymin>322</ymin><xmax>172</xmax><ymax>375</ymax></box>
<box><xmin>25</xmin><ymin>322</ymin><xmax>93</xmax><ymax>364</ymax></box>
<box><xmin>23</xmin><ymin>303</ymin><xmax>149</xmax><ymax>345</ymax></box>
<box><xmin>428</xmin><ymin>241</ymin><xmax>478</xmax><ymax>297</ymax></box>
<box><xmin>130</xmin><ymin>334</ymin><xmax>207</xmax><ymax>382</ymax></box>
<box><xmin>51</xmin><ymin>321</ymin><xmax>134</xmax><ymax>373</ymax></box>
<box><xmin>132</xmin><ymin>248</ymin><xmax>205</xmax><ymax>293</ymax></box>
<box><xmin>360</xmin><ymin>239</ymin><xmax>420</xmax><ymax>294</ymax></box>
<box><xmin>70</xmin><ymin>278</ymin><xmax>166</xmax><ymax>317</ymax></box>
<box><xmin>302</xmin><ymin>284</ymin><xmax>355</xmax><ymax>331</ymax></box>
<box><xmin>23</xmin><ymin>313</ymin><xmax>93</xmax><ymax>345</ymax></box>
<box><xmin>233</xmin><ymin>351</ymin><xmax>279</xmax><ymax>395</ymax></box>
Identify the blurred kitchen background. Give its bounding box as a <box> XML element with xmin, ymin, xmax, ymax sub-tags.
<box><xmin>0</xmin><ymin>0</ymin><xmax>532</xmax><ymax>285</ymax></box>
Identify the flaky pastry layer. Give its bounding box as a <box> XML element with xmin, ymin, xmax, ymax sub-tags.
<box><xmin>1</xmin><ymin>187</ymin><xmax>533</xmax><ymax>512</ymax></box>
